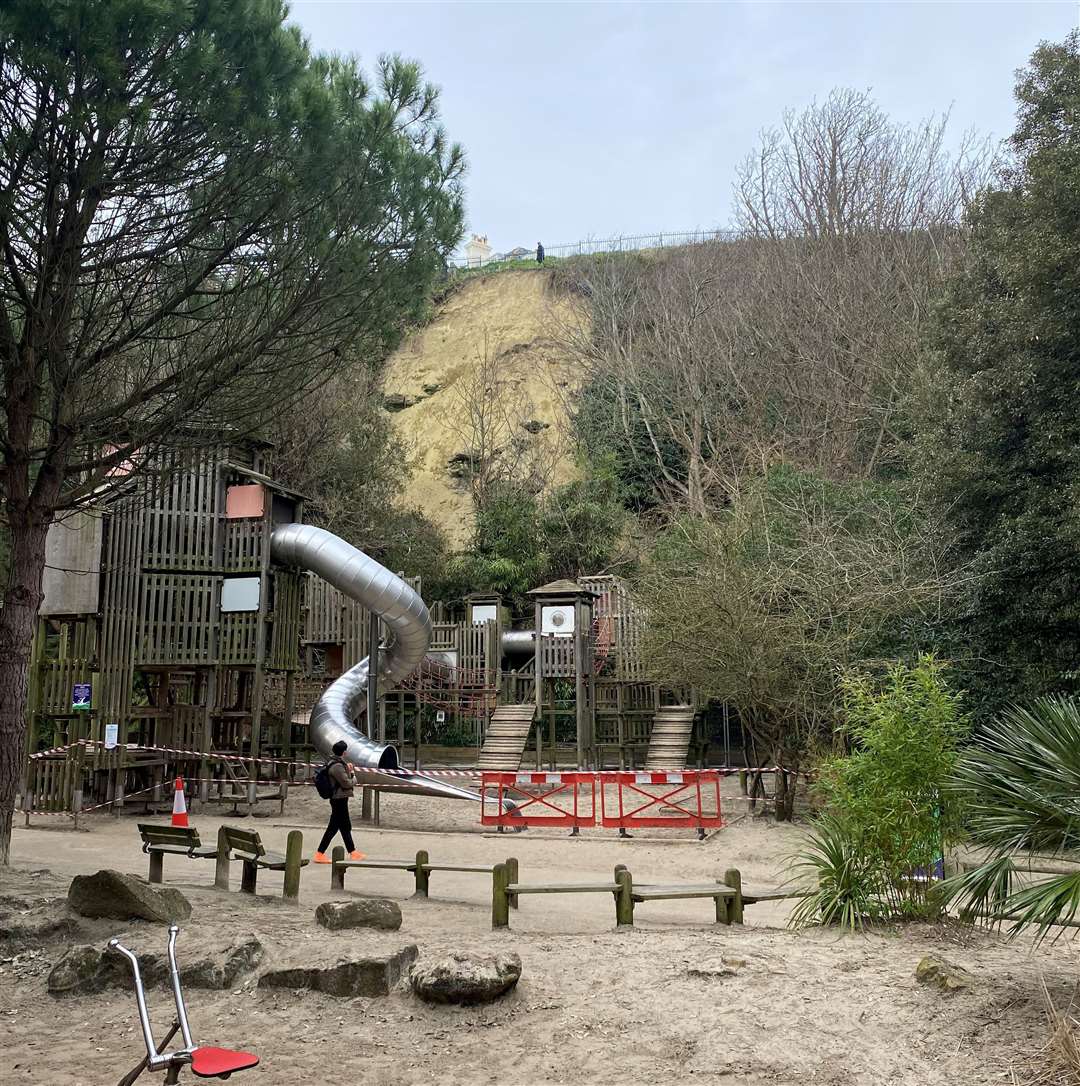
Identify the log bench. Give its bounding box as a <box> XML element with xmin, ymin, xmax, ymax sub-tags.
<box><xmin>137</xmin><ymin>823</ymin><xmax>217</xmax><ymax>884</ymax></box>
<box><xmin>492</xmin><ymin>867</ymin><xmax>628</xmax><ymax>929</ymax></box>
<box><xmin>214</xmin><ymin>826</ymin><xmax>307</xmax><ymax>899</ymax></box>
<box><xmin>331</xmin><ymin>847</ymin><xmax>519</xmax><ymax>904</ymax></box>
<box><xmin>492</xmin><ymin>865</ymin><xmax>778</xmax><ymax>929</ymax></box>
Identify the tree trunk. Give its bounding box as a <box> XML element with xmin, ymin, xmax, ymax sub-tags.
<box><xmin>773</xmin><ymin>767</ymin><xmax>797</xmax><ymax>822</ymax></box>
<box><xmin>0</xmin><ymin>514</ymin><xmax>51</xmax><ymax>863</ymax></box>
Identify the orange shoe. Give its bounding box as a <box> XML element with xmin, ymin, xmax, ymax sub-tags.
<box><xmin>349</xmin><ymin>850</ymin><xmax>367</xmax><ymax>861</ymax></box>
<box><xmin>312</xmin><ymin>851</ymin><xmax>331</xmax><ymax>864</ymax></box>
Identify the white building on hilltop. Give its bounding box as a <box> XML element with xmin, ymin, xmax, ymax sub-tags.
<box><xmin>463</xmin><ymin>234</ymin><xmax>492</xmax><ymax>267</ymax></box>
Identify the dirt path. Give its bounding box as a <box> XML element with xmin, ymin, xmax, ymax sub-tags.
<box><xmin>2</xmin><ymin>786</ymin><xmax>1072</xmax><ymax>1085</ymax></box>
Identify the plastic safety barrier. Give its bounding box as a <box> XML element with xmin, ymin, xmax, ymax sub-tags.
<box><xmin>600</xmin><ymin>770</ymin><xmax>723</xmax><ymax>835</ymax></box>
<box><xmin>481</xmin><ymin>771</ymin><xmax>597</xmax><ymax>829</ymax></box>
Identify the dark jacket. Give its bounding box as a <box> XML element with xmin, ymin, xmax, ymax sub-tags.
<box><xmin>328</xmin><ymin>759</ymin><xmax>355</xmax><ymax>799</ymax></box>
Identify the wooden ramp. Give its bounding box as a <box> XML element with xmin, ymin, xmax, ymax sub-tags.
<box><xmin>477</xmin><ymin>704</ymin><xmax>538</xmax><ymax>771</ymax></box>
<box><xmin>644</xmin><ymin>706</ymin><xmax>696</xmax><ymax>770</ymax></box>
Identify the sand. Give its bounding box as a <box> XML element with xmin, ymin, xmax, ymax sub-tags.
<box><xmin>383</xmin><ymin>270</ymin><xmax>578</xmax><ymax>546</ymax></box>
<box><xmin>1</xmin><ymin>780</ymin><xmax>1071</xmax><ymax>1085</ymax></box>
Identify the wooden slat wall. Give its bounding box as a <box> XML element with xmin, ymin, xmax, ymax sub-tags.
<box><xmin>98</xmin><ymin>500</ymin><xmax>145</xmax><ymax>726</ymax></box>
<box><xmin>143</xmin><ymin>451</ymin><xmax>219</xmax><ymax>571</ymax></box>
<box><xmin>219</xmin><ymin>612</ymin><xmax>259</xmax><ymax>666</ymax></box>
<box><xmin>268</xmin><ymin>571</ymin><xmax>302</xmax><ymax>671</ymax></box>
<box><xmin>139</xmin><ymin>574</ymin><xmax>216</xmax><ymax>664</ymax></box>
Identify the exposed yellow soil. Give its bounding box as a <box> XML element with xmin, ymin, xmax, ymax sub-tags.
<box><xmin>384</xmin><ymin>271</ymin><xmax>579</xmax><ymax>547</ymax></box>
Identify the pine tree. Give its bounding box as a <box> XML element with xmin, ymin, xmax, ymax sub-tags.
<box><xmin>0</xmin><ymin>0</ymin><xmax>464</xmax><ymax>861</ymax></box>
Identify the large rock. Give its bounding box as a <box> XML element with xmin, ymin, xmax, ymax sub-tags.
<box><xmin>258</xmin><ymin>945</ymin><xmax>417</xmax><ymax>998</ymax></box>
<box><xmin>68</xmin><ymin>870</ymin><xmax>190</xmax><ymax>924</ymax></box>
<box><xmin>410</xmin><ymin>952</ymin><xmax>521</xmax><ymax>1006</ymax></box>
<box><xmin>315</xmin><ymin>899</ymin><xmax>402</xmax><ymax>932</ymax></box>
<box><xmin>915</xmin><ymin>954</ymin><xmax>973</xmax><ymax>993</ymax></box>
<box><xmin>47</xmin><ymin>936</ymin><xmax>263</xmax><ymax>997</ymax></box>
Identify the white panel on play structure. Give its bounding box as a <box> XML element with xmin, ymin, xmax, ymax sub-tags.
<box><xmin>471</xmin><ymin>604</ymin><xmax>498</xmax><ymax>623</ymax></box>
<box><xmin>541</xmin><ymin>605</ymin><xmax>575</xmax><ymax>637</ymax></box>
<box><xmin>220</xmin><ymin>576</ymin><xmax>260</xmax><ymax>612</ymax></box>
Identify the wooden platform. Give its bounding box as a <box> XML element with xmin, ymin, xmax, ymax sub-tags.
<box><xmin>644</xmin><ymin>706</ymin><xmax>696</xmax><ymax>770</ymax></box>
<box><xmin>476</xmin><ymin>703</ymin><xmax>537</xmax><ymax>771</ymax></box>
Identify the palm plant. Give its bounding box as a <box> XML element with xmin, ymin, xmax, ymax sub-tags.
<box><xmin>788</xmin><ymin>815</ymin><xmax>884</xmax><ymax>929</ymax></box>
<box><xmin>946</xmin><ymin>697</ymin><xmax>1080</xmax><ymax>942</ymax></box>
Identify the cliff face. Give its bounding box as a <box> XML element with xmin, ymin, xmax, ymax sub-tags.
<box><xmin>383</xmin><ymin>270</ymin><xmax>578</xmax><ymax>547</ymax></box>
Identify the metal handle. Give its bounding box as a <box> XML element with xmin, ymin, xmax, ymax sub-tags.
<box><xmin>108</xmin><ymin>937</ymin><xmax>160</xmax><ymax>1066</ymax></box>
<box><xmin>165</xmin><ymin>925</ymin><xmax>194</xmax><ymax>1051</ymax></box>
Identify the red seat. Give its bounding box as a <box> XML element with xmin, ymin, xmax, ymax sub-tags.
<box><xmin>190</xmin><ymin>1046</ymin><xmax>260</xmax><ymax>1079</ymax></box>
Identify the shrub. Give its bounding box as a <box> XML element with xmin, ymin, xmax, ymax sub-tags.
<box><xmin>792</xmin><ymin>656</ymin><xmax>968</xmax><ymax>926</ymax></box>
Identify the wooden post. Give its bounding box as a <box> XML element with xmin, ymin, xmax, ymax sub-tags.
<box><xmin>367</xmin><ymin>610</ymin><xmax>379</xmax><ymax>739</ymax></box>
<box><xmin>240</xmin><ymin>859</ymin><xmax>257</xmax><ymax>894</ymax></box>
<box><xmin>714</xmin><ymin>882</ymin><xmax>730</xmax><ymax>925</ymax></box>
<box><xmin>723</xmin><ymin>867</ymin><xmax>743</xmax><ymax>924</ymax></box>
<box><xmin>614</xmin><ymin>865</ymin><xmax>634</xmax><ymax>927</ymax></box>
<box><xmin>331</xmin><ymin>845</ymin><xmax>345</xmax><ymax>891</ymax></box>
<box><xmin>505</xmin><ymin>857</ymin><xmax>520</xmax><ymax>909</ymax></box>
<box><xmin>414</xmin><ymin>849</ymin><xmax>430</xmax><ymax>897</ymax></box>
<box><xmin>491</xmin><ymin>862</ymin><xmax>510</xmax><ymax>928</ymax></box>
<box><xmin>149</xmin><ymin>851</ymin><xmax>164</xmax><ymax>884</ymax></box>
<box><xmin>72</xmin><ymin>788</ymin><xmax>83</xmax><ymax>831</ymax></box>
<box><xmin>738</xmin><ymin>769</ymin><xmax>748</xmax><ymax>796</ymax></box>
<box><xmin>214</xmin><ymin>826</ymin><xmax>230</xmax><ymax>890</ymax></box>
<box><xmin>283</xmin><ymin>830</ymin><xmax>303</xmax><ymax>902</ymax></box>
<box><xmin>283</xmin><ymin>671</ymin><xmax>296</xmax><ymax>762</ymax></box>
<box><xmin>245</xmin><ymin>777</ymin><xmax>256</xmax><ymax>816</ymax></box>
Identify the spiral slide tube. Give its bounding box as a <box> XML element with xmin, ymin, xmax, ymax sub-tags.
<box><xmin>269</xmin><ymin>523</ymin><xmax>491</xmax><ymax>806</ymax></box>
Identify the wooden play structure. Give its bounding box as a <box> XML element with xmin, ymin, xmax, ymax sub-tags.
<box><xmin>21</xmin><ymin>438</ymin><xmax>721</xmax><ymax>821</ymax></box>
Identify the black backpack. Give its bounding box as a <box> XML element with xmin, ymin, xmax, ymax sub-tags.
<box><xmin>313</xmin><ymin>759</ymin><xmax>340</xmax><ymax>800</ymax></box>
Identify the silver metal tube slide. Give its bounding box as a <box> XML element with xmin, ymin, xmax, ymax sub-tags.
<box><xmin>269</xmin><ymin>524</ymin><xmax>491</xmax><ymax>807</ymax></box>
<box><xmin>500</xmin><ymin>629</ymin><xmax>535</xmax><ymax>657</ymax></box>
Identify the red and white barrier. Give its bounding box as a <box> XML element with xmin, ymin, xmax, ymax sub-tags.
<box><xmin>480</xmin><ymin>771</ymin><xmax>597</xmax><ymax>830</ymax></box>
<box><xmin>600</xmin><ymin>770</ymin><xmax>723</xmax><ymax>835</ymax></box>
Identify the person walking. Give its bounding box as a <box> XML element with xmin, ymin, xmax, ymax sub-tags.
<box><xmin>536</xmin><ymin>241</ymin><xmax>544</xmax><ymax>265</ymax></box>
<box><xmin>313</xmin><ymin>740</ymin><xmax>366</xmax><ymax>863</ymax></box>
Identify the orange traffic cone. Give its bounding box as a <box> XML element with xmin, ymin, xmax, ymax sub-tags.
<box><xmin>171</xmin><ymin>777</ymin><xmax>189</xmax><ymax>828</ymax></box>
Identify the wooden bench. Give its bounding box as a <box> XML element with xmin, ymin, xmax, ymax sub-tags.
<box><xmin>629</xmin><ymin>867</ymin><xmax>743</xmax><ymax>924</ymax></box>
<box><xmin>331</xmin><ymin>847</ymin><xmax>519</xmax><ymax>905</ymax></box>
<box><xmin>137</xmin><ymin>824</ymin><xmax>218</xmax><ymax>884</ymax></box>
<box><xmin>492</xmin><ymin>865</ymin><xmax>766</xmax><ymax>928</ymax></box>
<box><xmin>492</xmin><ymin>866</ymin><xmax>628</xmax><ymax>928</ymax></box>
<box><xmin>214</xmin><ymin>826</ymin><xmax>308</xmax><ymax>899</ymax></box>
<box><xmin>203</xmin><ymin>780</ymin><xmax>288</xmax><ymax>817</ymax></box>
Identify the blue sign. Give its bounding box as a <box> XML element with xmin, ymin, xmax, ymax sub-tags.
<box><xmin>71</xmin><ymin>682</ymin><xmax>91</xmax><ymax>711</ymax></box>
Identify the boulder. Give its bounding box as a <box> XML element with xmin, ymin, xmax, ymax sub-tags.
<box><xmin>258</xmin><ymin>945</ymin><xmax>417</xmax><ymax>998</ymax></box>
<box><xmin>315</xmin><ymin>899</ymin><xmax>402</xmax><ymax>932</ymax></box>
<box><xmin>46</xmin><ymin>945</ymin><xmax>102</xmax><ymax>996</ymax></box>
<box><xmin>48</xmin><ymin>936</ymin><xmax>263</xmax><ymax>997</ymax></box>
<box><xmin>409</xmin><ymin>952</ymin><xmax>521</xmax><ymax>1006</ymax></box>
<box><xmin>68</xmin><ymin>870</ymin><xmax>190</xmax><ymax>924</ymax></box>
<box><xmin>915</xmin><ymin>954</ymin><xmax>973</xmax><ymax>992</ymax></box>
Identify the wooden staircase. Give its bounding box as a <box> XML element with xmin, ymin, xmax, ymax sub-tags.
<box><xmin>476</xmin><ymin>704</ymin><xmax>538</xmax><ymax>771</ymax></box>
<box><xmin>644</xmin><ymin>706</ymin><xmax>696</xmax><ymax>770</ymax></box>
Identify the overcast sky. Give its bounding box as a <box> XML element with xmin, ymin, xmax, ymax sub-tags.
<box><xmin>291</xmin><ymin>1</ymin><xmax>1078</xmax><ymax>254</ymax></box>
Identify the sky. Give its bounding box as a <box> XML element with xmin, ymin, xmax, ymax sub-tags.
<box><xmin>291</xmin><ymin>1</ymin><xmax>1079</xmax><ymax>255</ymax></box>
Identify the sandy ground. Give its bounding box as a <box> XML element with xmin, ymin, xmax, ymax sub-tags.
<box><xmin>1</xmin><ymin>780</ymin><xmax>1073</xmax><ymax>1086</ymax></box>
<box><xmin>383</xmin><ymin>269</ymin><xmax>578</xmax><ymax>546</ymax></box>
